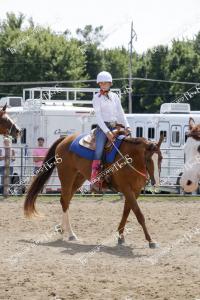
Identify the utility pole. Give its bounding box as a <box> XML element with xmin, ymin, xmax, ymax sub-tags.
<box><xmin>128</xmin><ymin>21</ymin><xmax>137</xmax><ymax>113</ymax></box>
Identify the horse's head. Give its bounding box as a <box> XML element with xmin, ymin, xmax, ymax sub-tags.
<box><xmin>187</xmin><ymin>117</ymin><xmax>200</xmax><ymax>140</ymax></box>
<box><xmin>0</xmin><ymin>104</ymin><xmax>21</xmax><ymax>138</ymax></box>
<box><xmin>145</xmin><ymin>134</ymin><xmax>164</xmax><ymax>186</ymax></box>
<box><xmin>123</xmin><ymin>134</ymin><xmax>163</xmax><ymax>186</ymax></box>
<box><xmin>180</xmin><ymin>118</ymin><xmax>200</xmax><ymax>192</ymax></box>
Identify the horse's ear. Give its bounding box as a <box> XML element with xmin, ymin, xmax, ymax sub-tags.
<box><xmin>157</xmin><ymin>133</ymin><xmax>164</xmax><ymax>148</ymax></box>
<box><xmin>189</xmin><ymin>117</ymin><xmax>195</xmax><ymax>130</ymax></box>
<box><xmin>1</xmin><ymin>104</ymin><xmax>7</xmax><ymax>112</ymax></box>
<box><xmin>147</xmin><ymin>142</ymin><xmax>157</xmax><ymax>152</ymax></box>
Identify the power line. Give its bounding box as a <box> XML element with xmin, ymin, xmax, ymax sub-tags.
<box><xmin>0</xmin><ymin>77</ymin><xmax>199</xmax><ymax>86</ymax></box>
<box><xmin>132</xmin><ymin>77</ymin><xmax>200</xmax><ymax>85</ymax></box>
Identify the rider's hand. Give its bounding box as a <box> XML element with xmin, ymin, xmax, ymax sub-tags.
<box><xmin>106</xmin><ymin>131</ymin><xmax>115</xmax><ymax>142</ymax></box>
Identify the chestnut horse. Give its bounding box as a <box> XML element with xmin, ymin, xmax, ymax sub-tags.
<box><xmin>0</xmin><ymin>104</ymin><xmax>21</xmax><ymax>137</ymax></box>
<box><xmin>24</xmin><ymin>131</ymin><xmax>163</xmax><ymax>248</ymax></box>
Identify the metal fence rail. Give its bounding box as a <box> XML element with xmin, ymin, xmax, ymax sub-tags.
<box><xmin>0</xmin><ymin>146</ymin><xmax>198</xmax><ymax>197</ymax></box>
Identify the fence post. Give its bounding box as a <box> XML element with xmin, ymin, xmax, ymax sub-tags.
<box><xmin>20</xmin><ymin>147</ymin><xmax>23</xmax><ymax>195</ymax></box>
<box><xmin>3</xmin><ymin>147</ymin><xmax>10</xmax><ymax>198</ymax></box>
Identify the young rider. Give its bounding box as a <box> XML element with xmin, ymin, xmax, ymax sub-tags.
<box><xmin>90</xmin><ymin>71</ymin><xmax>131</xmax><ymax>190</ymax></box>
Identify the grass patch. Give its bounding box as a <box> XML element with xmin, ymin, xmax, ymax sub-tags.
<box><xmin>1</xmin><ymin>194</ymin><xmax>200</xmax><ymax>203</ymax></box>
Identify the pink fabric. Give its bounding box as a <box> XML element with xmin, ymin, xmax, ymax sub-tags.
<box><xmin>32</xmin><ymin>147</ymin><xmax>48</xmax><ymax>167</ymax></box>
<box><xmin>90</xmin><ymin>160</ymin><xmax>101</xmax><ymax>182</ymax></box>
<box><xmin>92</xmin><ymin>160</ymin><xmax>101</xmax><ymax>170</ymax></box>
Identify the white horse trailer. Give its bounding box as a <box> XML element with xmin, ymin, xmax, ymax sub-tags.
<box><xmin>0</xmin><ymin>87</ymin><xmax>200</xmax><ymax>193</ymax></box>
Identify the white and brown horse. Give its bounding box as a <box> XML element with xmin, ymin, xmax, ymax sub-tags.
<box><xmin>180</xmin><ymin>118</ymin><xmax>200</xmax><ymax>192</ymax></box>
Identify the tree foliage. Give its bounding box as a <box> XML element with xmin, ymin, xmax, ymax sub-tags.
<box><xmin>1</xmin><ymin>13</ymin><xmax>200</xmax><ymax>112</ymax></box>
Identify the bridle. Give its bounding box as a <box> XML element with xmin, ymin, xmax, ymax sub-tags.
<box><xmin>187</xmin><ymin>132</ymin><xmax>200</xmax><ymax>140</ymax></box>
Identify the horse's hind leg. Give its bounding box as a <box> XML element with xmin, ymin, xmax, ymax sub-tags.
<box><xmin>59</xmin><ymin>173</ymin><xmax>85</xmax><ymax>240</ymax></box>
<box><xmin>59</xmin><ymin>199</ymin><xmax>77</xmax><ymax>240</ymax></box>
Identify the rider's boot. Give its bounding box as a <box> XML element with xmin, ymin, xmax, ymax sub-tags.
<box><xmin>90</xmin><ymin>160</ymin><xmax>102</xmax><ymax>192</ymax></box>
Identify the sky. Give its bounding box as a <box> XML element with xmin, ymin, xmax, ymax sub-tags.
<box><xmin>0</xmin><ymin>0</ymin><xmax>200</xmax><ymax>53</ymax></box>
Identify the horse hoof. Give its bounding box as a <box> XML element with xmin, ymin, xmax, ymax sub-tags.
<box><xmin>149</xmin><ymin>242</ymin><xmax>157</xmax><ymax>249</ymax></box>
<box><xmin>68</xmin><ymin>235</ymin><xmax>78</xmax><ymax>241</ymax></box>
<box><xmin>118</xmin><ymin>236</ymin><xmax>125</xmax><ymax>245</ymax></box>
<box><xmin>54</xmin><ymin>224</ymin><xmax>64</xmax><ymax>234</ymax></box>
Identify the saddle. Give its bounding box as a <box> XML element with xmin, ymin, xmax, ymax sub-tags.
<box><xmin>79</xmin><ymin>128</ymin><xmax>97</xmax><ymax>150</ymax></box>
<box><xmin>79</xmin><ymin>124</ymin><xmax>126</xmax><ymax>151</ymax></box>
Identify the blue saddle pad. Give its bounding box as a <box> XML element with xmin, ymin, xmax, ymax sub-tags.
<box><xmin>69</xmin><ymin>134</ymin><xmax>125</xmax><ymax>163</ymax></box>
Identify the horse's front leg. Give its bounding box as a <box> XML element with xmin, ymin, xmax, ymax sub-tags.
<box><xmin>117</xmin><ymin>198</ymin><xmax>131</xmax><ymax>245</ymax></box>
<box><xmin>123</xmin><ymin>188</ymin><xmax>157</xmax><ymax>248</ymax></box>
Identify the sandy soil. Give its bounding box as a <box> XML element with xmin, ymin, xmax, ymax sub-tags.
<box><xmin>0</xmin><ymin>196</ymin><xmax>199</xmax><ymax>300</ymax></box>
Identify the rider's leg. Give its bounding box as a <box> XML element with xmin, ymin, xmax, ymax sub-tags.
<box><xmin>90</xmin><ymin>127</ymin><xmax>107</xmax><ymax>186</ymax></box>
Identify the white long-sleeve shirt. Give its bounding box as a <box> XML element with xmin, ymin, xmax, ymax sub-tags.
<box><xmin>92</xmin><ymin>91</ymin><xmax>130</xmax><ymax>133</ymax></box>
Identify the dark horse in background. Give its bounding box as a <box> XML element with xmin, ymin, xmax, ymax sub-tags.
<box><xmin>0</xmin><ymin>104</ymin><xmax>20</xmax><ymax>138</ymax></box>
<box><xmin>24</xmin><ymin>126</ymin><xmax>163</xmax><ymax>248</ymax></box>
<box><xmin>0</xmin><ymin>104</ymin><xmax>21</xmax><ymax>195</ymax></box>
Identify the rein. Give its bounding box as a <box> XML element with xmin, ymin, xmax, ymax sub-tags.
<box><xmin>7</xmin><ymin>123</ymin><xmax>14</xmax><ymax>136</ymax></box>
<box><xmin>111</xmin><ymin>141</ymin><xmax>148</xmax><ymax>179</ymax></box>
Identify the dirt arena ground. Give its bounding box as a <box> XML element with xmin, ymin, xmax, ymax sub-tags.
<box><xmin>0</xmin><ymin>196</ymin><xmax>199</xmax><ymax>300</ymax></box>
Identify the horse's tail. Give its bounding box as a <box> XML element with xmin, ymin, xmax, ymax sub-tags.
<box><xmin>24</xmin><ymin>137</ymin><xmax>65</xmax><ymax>218</ymax></box>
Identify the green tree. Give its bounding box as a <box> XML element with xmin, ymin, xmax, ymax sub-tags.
<box><xmin>0</xmin><ymin>14</ymin><xmax>87</xmax><ymax>96</ymax></box>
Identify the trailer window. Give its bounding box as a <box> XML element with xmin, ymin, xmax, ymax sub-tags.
<box><xmin>136</xmin><ymin>127</ymin><xmax>143</xmax><ymax>137</ymax></box>
<box><xmin>148</xmin><ymin>128</ymin><xmax>155</xmax><ymax>139</ymax></box>
<box><xmin>185</xmin><ymin>132</ymin><xmax>188</xmax><ymax>143</ymax></box>
<box><xmin>91</xmin><ymin>124</ymin><xmax>97</xmax><ymax>130</ymax></box>
<box><xmin>9</xmin><ymin>97</ymin><xmax>22</xmax><ymax>107</ymax></box>
<box><xmin>172</xmin><ymin>131</ymin><xmax>179</xmax><ymax>143</ymax></box>
<box><xmin>12</xmin><ymin>137</ymin><xmax>17</xmax><ymax>144</ymax></box>
<box><xmin>160</xmin><ymin>130</ymin><xmax>167</xmax><ymax>142</ymax></box>
<box><xmin>171</xmin><ymin>125</ymin><xmax>181</xmax><ymax>145</ymax></box>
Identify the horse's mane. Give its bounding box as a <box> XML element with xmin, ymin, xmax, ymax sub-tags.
<box><xmin>123</xmin><ymin>136</ymin><xmax>146</xmax><ymax>145</ymax></box>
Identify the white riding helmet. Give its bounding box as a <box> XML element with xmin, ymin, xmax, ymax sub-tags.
<box><xmin>96</xmin><ymin>71</ymin><xmax>112</xmax><ymax>83</ymax></box>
